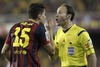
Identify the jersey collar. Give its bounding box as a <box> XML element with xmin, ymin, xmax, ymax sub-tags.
<box><xmin>62</xmin><ymin>24</ymin><xmax>76</xmax><ymax>33</ymax></box>
<box><xmin>29</xmin><ymin>19</ymin><xmax>36</xmax><ymax>22</ymax></box>
<box><xmin>29</xmin><ymin>19</ymin><xmax>40</xmax><ymax>24</ymax></box>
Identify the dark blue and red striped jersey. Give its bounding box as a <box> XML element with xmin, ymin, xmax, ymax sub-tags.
<box><xmin>5</xmin><ymin>20</ymin><xmax>49</xmax><ymax>67</ymax></box>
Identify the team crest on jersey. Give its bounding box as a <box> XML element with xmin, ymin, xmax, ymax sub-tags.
<box><xmin>85</xmin><ymin>39</ymin><xmax>93</xmax><ymax>48</ymax></box>
<box><xmin>68</xmin><ymin>47</ymin><xmax>74</xmax><ymax>56</ymax></box>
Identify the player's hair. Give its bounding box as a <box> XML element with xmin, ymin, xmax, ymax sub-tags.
<box><xmin>61</xmin><ymin>4</ymin><xmax>75</xmax><ymax>21</ymax></box>
<box><xmin>28</xmin><ymin>3</ymin><xmax>45</xmax><ymax>19</ymax></box>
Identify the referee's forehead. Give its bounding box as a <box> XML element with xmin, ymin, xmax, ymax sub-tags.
<box><xmin>57</xmin><ymin>5</ymin><xmax>67</xmax><ymax>13</ymax></box>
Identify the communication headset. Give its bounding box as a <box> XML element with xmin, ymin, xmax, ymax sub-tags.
<box><xmin>59</xmin><ymin>14</ymin><xmax>71</xmax><ymax>22</ymax></box>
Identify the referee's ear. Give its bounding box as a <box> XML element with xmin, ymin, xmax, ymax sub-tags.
<box><xmin>66</xmin><ymin>14</ymin><xmax>71</xmax><ymax>20</ymax></box>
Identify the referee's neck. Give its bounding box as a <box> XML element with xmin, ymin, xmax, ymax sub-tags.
<box><xmin>62</xmin><ymin>21</ymin><xmax>73</xmax><ymax>31</ymax></box>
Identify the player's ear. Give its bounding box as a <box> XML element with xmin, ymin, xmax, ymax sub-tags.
<box><xmin>38</xmin><ymin>14</ymin><xmax>41</xmax><ymax>19</ymax></box>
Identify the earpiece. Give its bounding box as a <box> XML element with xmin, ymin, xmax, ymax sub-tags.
<box><xmin>58</xmin><ymin>14</ymin><xmax>71</xmax><ymax>22</ymax></box>
<box><xmin>60</xmin><ymin>15</ymin><xmax>69</xmax><ymax>22</ymax></box>
<box><xmin>66</xmin><ymin>15</ymin><xmax>70</xmax><ymax>19</ymax></box>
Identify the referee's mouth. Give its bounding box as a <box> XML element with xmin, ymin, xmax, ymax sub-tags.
<box><xmin>55</xmin><ymin>18</ymin><xmax>59</xmax><ymax>22</ymax></box>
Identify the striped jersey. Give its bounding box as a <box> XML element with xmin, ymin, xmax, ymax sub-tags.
<box><xmin>5</xmin><ymin>20</ymin><xmax>49</xmax><ymax>67</ymax></box>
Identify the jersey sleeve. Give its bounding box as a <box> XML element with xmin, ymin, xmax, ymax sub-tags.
<box><xmin>5</xmin><ymin>23</ymin><xmax>18</xmax><ymax>46</ymax></box>
<box><xmin>78</xmin><ymin>31</ymin><xmax>95</xmax><ymax>56</ymax></box>
<box><xmin>5</xmin><ymin>29</ymin><xmax>11</xmax><ymax>45</ymax></box>
<box><xmin>37</xmin><ymin>25</ymin><xmax>50</xmax><ymax>46</ymax></box>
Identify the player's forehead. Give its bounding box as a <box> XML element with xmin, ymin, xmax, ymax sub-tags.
<box><xmin>57</xmin><ymin>5</ymin><xmax>67</xmax><ymax>13</ymax></box>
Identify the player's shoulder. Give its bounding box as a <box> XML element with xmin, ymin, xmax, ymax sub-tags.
<box><xmin>38</xmin><ymin>24</ymin><xmax>45</xmax><ymax>30</ymax></box>
<box><xmin>34</xmin><ymin>24</ymin><xmax>46</xmax><ymax>33</ymax></box>
<box><xmin>10</xmin><ymin>21</ymin><xmax>29</xmax><ymax>29</ymax></box>
<box><xmin>12</xmin><ymin>20</ymin><xmax>27</xmax><ymax>27</ymax></box>
<box><xmin>11</xmin><ymin>23</ymin><xmax>20</xmax><ymax>28</ymax></box>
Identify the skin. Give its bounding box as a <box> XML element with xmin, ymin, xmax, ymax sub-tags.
<box><xmin>49</xmin><ymin>5</ymin><xmax>97</xmax><ymax>67</ymax></box>
<box><xmin>1</xmin><ymin>9</ymin><xmax>55</xmax><ymax>62</ymax></box>
<box><xmin>55</xmin><ymin>5</ymin><xmax>73</xmax><ymax>30</ymax></box>
<box><xmin>49</xmin><ymin>5</ymin><xmax>74</xmax><ymax>61</ymax></box>
<box><xmin>1</xmin><ymin>44</ymin><xmax>10</xmax><ymax>61</ymax></box>
<box><xmin>38</xmin><ymin>9</ymin><xmax>55</xmax><ymax>56</ymax></box>
<box><xmin>87</xmin><ymin>53</ymin><xmax>97</xmax><ymax>67</ymax></box>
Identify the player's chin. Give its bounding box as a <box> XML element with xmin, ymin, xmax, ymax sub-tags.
<box><xmin>39</xmin><ymin>21</ymin><xmax>45</xmax><ymax>25</ymax></box>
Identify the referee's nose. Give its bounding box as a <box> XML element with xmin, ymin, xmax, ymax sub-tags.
<box><xmin>55</xmin><ymin>14</ymin><xmax>58</xmax><ymax>18</ymax></box>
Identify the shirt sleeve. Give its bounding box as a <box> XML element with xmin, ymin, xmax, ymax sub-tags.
<box><xmin>5</xmin><ymin>30</ymin><xmax>11</xmax><ymax>45</ymax></box>
<box><xmin>37</xmin><ymin>25</ymin><xmax>50</xmax><ymax>46</ymax></box>
<box><xmin>5</xmin><ymin>23</ymin><xmax>17</xmax><ymax>46</ymax></box>
<box><xmin>78</xmin><ymin>31</ymin><xmax>95</xmax><ymax>56</ymax></box>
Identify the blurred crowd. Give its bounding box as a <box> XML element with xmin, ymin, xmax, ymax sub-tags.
<box><xmin>0</xmin><ymin>0</ymin><xmax>100</xmax><ymax>15</ymax></box>
<box><xmin>0</xmin><ymin>0</ymin><xmax>99</xmax><ymax>29</ymax></box>
<box><xmin>0</xmin><ymin>0</ymin><xmax>100</xmax><ymax>67</ymax></box>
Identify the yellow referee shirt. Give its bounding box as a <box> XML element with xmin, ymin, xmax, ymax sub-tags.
<box><xmin>54</xmin><ymin>24</ymin><xmax>95</xmax><ymax>67</ymax></box>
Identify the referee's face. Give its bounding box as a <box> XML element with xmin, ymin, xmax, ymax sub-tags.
<box><xmin>55</xmin><ymin>5</ymin><xmax>67</xmax><ymax>26</ymax></box>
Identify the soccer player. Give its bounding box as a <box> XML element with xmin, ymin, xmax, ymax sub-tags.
<box><xmin>1</xmin><ymin>3</ymin><xmax>55</xmax><ymax>67</ymax></box>
<box><xmin>50</xmin><ymin>3</ymin><xmax>97</xmax><ymax>67</ymax></box>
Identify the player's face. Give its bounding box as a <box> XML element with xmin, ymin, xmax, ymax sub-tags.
<box><xmin>55</xmin><ymin>5</ymin><xmax>67</xmax><ymax>26</ymax></box>
<box><xmin>39</xmin><ymin>9</ymin><xmax>46</xmax><ymax>24</ymax></box>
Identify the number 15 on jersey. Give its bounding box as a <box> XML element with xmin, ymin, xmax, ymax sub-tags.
<box><xmin>13</xmin><ymin>27</ymin><xmax>31</xmax><ymax>48</ymax></box>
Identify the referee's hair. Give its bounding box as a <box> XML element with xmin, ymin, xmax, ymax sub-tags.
<box><xmin>61</xmin><ymin>3</ymin><xmax>75</xmax><ymax>21</ymax></box>
<box><xmin>28</xmin><ymin>3</ymin><xmax>45</xmax><ymax>19</ymax></box>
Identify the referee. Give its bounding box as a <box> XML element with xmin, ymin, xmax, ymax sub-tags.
<box><xmin>49</xmin><ymin>3</ymin><xmax>97</xmax><ymax>67</ymax></box>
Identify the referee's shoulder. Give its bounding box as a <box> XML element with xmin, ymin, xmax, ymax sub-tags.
<box><xmin>75</xmin><ymin>25</ymin><xmax>86</xmax><ymax>31</ymax></box>
<box><xmin>75</xmin><ymin>25</ymin><xmax>87</xmax><ymax>36</ymax></box>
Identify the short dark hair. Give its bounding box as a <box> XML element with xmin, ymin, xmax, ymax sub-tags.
<box><xmin>28</xmin><ymin>3</ymin><xmax>45</xmax><ymax>19</ymax></box>
<box><xmin>62</xmin><ymin>4</ymin><xmax>75</xmax><ymax>21</ymax></box>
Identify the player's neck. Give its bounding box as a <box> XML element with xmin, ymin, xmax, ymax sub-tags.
<box><xmin>29</xmin><ymin>19</ymin><xmax>39</xmax><ymax>24</ymax></box>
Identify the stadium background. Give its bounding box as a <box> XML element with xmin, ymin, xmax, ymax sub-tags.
<box><xmin>0</xmin><ymin>0</ymin><xmax>100</xmax><ymax>67</ymax></box>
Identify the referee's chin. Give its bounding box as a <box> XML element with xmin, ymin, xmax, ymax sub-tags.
<box><xmin>56</xmin><ymin>22</ymin><xmax>61</xmax><ymax>26</ymax></box>
<box><xmin>56</xmin><ymin>22</ymin><xmax>59</xmax><ymax>26</ymax></box>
